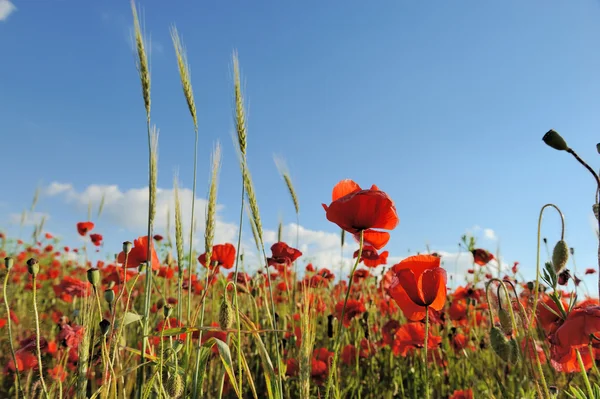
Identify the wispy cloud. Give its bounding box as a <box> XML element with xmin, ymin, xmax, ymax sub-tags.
<box><xmin>0</xmin><ymin>0</ymin><xmax>16</xmax><ymax>21</ymax></box>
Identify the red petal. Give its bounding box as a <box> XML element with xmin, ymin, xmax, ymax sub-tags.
<box><xmin>395</xmin><ymin>268</ymin><xmax>427</xmax><ymax>307</ymax></box>
<box><xmin>359</xmin><ymin>230</ymin><xmax>390</xmax><ymax>250</ymax></box>
<box><xmin>421</xmin><ymin>267</ymin><xmax>447</xmax><ymax>309</ymax></box>
<box><xmin>332</xmin><ymin>179</ymin><xmax>361</xmax><ymax>201</ymax></box>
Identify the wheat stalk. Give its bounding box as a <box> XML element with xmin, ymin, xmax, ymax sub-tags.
<box><xmin>204</xmin><ymin>142</ymin><xmax>221</xmax><ymax>266</ymax></box>
<box><xmin>131</xmin><ymin>0</ymin><xmax>151</xmax><ymax>120</ymax></box>
<box><xmin>174</xmin><ymin>176</ymin><xmax>184</xmax><ymax>321</ymax></box>
<box><xmin>233</xmin><ymin>51</ymin><xmax>247</xmax><ymax>158</ymax></box>
<box><xmin>170</xmin><ymin>27</ymin><xmax>198</xmax><ymax>130</ymax></box>
<box><xmin>274</xmin><ymin>156</ymin><xmax>299</xmax><ymax>215</ymax></box>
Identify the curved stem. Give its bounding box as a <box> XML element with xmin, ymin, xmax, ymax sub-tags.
<box><xmin>232</xmin><ymin>171</ymin><xmax>246</xmax><ymax>394</ymax></box>
<box><xmin>566</xmin><ymin>149</ymin><xmax>600</xmax><ymax>299</ymax></box>
<box><xmin>531</xmin><ymin>204</ymin><xmax>565</xmax><ymax>331</ymax></box>
<box><xmin>32</xmin><ymin>276</ymin><xmax>50</xmax><ymax>399</ymax></box>
<box><xmin>3</xmin><ymin>270</ymin><xmax>24</xmax><ymax>398</ymax></box>
<box><xmin>324</xmin><ymin>230</ymin><xmax>364</xmax><ymax>399</ymax></box>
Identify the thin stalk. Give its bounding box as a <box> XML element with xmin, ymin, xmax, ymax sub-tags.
<box><xmin>3</xmin><ymin>268</ymin><xmax>24</xmax><ymax>398</ymax></box>
<box><xmin>576</xmin><ymin>349</ymin><xmax>594</xmax><ymax>398</ymax></box>
<box><xmin>325</xmin><ymin>230</ymin><xmax>364</xmax><ymax>399</ymax></box>
<box><xmin>32</xmin><ymin>275</ymin><xmax>50</xmax><ymax>399</ymax></box>
<box><xmin>187</xmin><ymin>126</ymin><xmax>199</xmax><ymax>325</ymax></box>
<box><xmin>531</xmin><ymin>204</ymin><xmax>564</xmax><ymax>330</ymax></box>
<box><xmin>232</xmin><ymin>172</ymin><xmax>245</xmax><ymax>393</ymax></box>
<box><xmin>424</xmin><ymin>306</ymin><xmax>430</xmax><ymax>399</ymax></box>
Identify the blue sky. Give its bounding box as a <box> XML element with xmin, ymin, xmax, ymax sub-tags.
<box><xmin>2</xmin><ymin>0</ymin><xmax>600</xmax><ymax>290</ymax></box>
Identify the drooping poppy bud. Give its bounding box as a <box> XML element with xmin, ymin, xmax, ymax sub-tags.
<box><xmin>543</xmin><ymin>129</ymin><xmax>569</xmax><ymax>151</ymax></box>
<box><xmin>552</xmin><ymin>240</ymin><xmax>569</xmax><ymax>273</ymax></box>
<box><xmin>498</xmin><ymin>309</ymin><xmax>513</xmax><ymax>336</ymax></box>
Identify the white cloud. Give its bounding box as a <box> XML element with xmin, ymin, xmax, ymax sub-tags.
<box><xmin>0</xmin><ymin>0</ymin><xmax>16</xmax><ymax>21</ymax></box>
<box><xmin>9</xmin><ymin>211</ymin><xmax>50</xmax><ymax>226</ymax></box>
<box><xmin>46</xmin><ymin>181</ymin><xmax>238</xmax><ymax>247</ymax></box>
<box><xmin>483</xmin><ymin>228</ymin><xmax>497</xmax><ymax>241</ymax></box>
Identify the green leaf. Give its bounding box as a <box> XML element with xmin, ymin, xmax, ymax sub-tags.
<box><xmin>123</xmin><ymin>312</ymin><xmax>143</xmax><ymax>327</ymax></box>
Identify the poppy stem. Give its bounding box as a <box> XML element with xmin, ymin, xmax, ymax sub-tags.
<box><xmin>324</xmin><ymin>230</ymin><xmax>364</xmax><ymax>399</ymax></box>
<box><xmin>32</xmin><ymin>275</ymin><xmax>50</xmax><ymax>399</ymax></box>
<box><xmin>531</xmin><ymin>204</ymin><xmax>564</xmax><ymax>332</ymax></box>
<box><xmin>576</xmin><ymin>348</ymin><xmax>594</xmax><ymax>398</ymax></box>
<box><xmin>424</xmin><ymin>306</ymin><xmax>430</xmax><ymax>399</ymax></box>
<box><xmin>3</xmin><ymin>261</ymin><xmax>24</xmax><ymax>399</ymax></box>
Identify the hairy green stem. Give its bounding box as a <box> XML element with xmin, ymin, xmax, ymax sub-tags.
<box><xmin>3</xmin><ymin>270</ymin><xmax>24</xmax><ymax>398</ymax></box>
<box><xmin>32</xmin><ymin>275</ymin><xmax>50</xmax><ymax>399</ymax></box>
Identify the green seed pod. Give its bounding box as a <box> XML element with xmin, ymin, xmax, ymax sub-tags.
<box><xmin>104</xmin><ymin>289</ymin><xmax>115</xmax><ymax>304</ymax></box>
<box><xmin>26</xmin><ymin>258</ymin><xmax>40</xmax><ymax>276</ymax></box>
<box><xmin>543</xmin><ymin>129</ymin><xmax>569</xmax><ymax>151</ymax></box>
<box><xmin>165</xmin><ymin>373</ymin><xmax>184</xmax><ymax>399</ymax></box>
<box><xmin>123</xmin><ymin>241</ymin><xmax>133</xmax><ymax>255</ymax></box>
<box><xmin>87</xmin><ymin>268</ymin><xmax>100</xmax><ymax>287</ymax></box>
<box><xmin>219</xmin><ymin>296</ymin><xmax>234</xmax><ymax>330</ymax></box>
<box><xmin>4</xmin><ymin>257</ymin><xmax>14</xmax><ymax>270</ymax></box>
<box><xmin>138</xmin><ymin>262</ymin><xmax>147</xmax><ymax>273</ymax></box>
<box><xmin>498</xmin><ymin>308</ymin><xmax>513</xmax><ymax>336</ymax></box>
<box><xmin>552</xmin><ymin>240</ymin><xmax>569</xmax><ymax>273</ymax></box>
<box><xmin>490</xmin><ymin>326</ymin><xmax>511</xmax><ymax>363</ymax></box>
<box><xmin>99</xmin><ymin>319</ymin><xmax>111</xmax><ymax>336</ymax></box>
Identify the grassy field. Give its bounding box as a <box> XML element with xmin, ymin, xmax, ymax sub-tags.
<box><xmin>1</xmin><ymin>2</ymin><xmax>600</xmax><ymax>398</ymax></box>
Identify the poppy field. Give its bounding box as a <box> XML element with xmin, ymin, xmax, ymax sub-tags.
<box><xmin>3</xmin><ymin>3</ymin><xmax>600</xmax><ymax>399</ymax></box>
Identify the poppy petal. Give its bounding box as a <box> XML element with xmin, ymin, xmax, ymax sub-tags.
<box><xmin>421</xmin><ymin>267</ymin><xmax>447</xmax><ymax>309</ymax></box>
<box><xmin>359</xmin><ymin>230</ymin><xmax>390</xmax><ymax>250</ymax></box>
<box><xmin>332</xmin><ymin>179</ymin><xmax>361</xmax><ymax>201</ymax></box>
<box><xmin>395</xmin><ymin>268</ymin><xmax>427</xmax><ymax>306</ymax></box>
<box><xmin>392</xmin><ymin>255</ymin><xmax>440</xmax><ymax>280</ymax></box>
<box><xmin>387</xmin><ymin>281</ymin><xmax>427</xmax><ymax>321</ymax></box>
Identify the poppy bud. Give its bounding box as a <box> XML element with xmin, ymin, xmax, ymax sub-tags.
<box><xmin>123</xmin><ymin>241</ymin><xmax>133</xmax><ymax>255</ymax></box>
<box><xmin>557</xmin><ymin>269</ymin><xmax>571</xmax><ymax>286</ymax></box>
<box><xmin>594</xmin><ymin>204</ymin><xmax>599</xmax><ymax>221</ymax></box>
<box><xmin>104</xmin><ymin>289</ymin><xmax>115</xmax><ymax>304</ymax></box>
<box><xmin>498</xmin><ymin>309</ymin><xmax>513</xmax><ymax>336</ymax></box>
<box><xmin>4</xmin><ymin>257</ymin><xmax>13</xmax><ymax>270</ymax></box>
<box><xmin>507</xmin><ymin>337</ymin><xmax>520</xmax><ymax>365</ymax></box>
<box><xmin>138</xmin><ymin>262</ymin><xmax>147</xmax><ymax>273</ymax></box>
<box><xmin>165</xmin><ymin>373</ymin><xmax>184</xmax><ymax>399</ymax></box>
<box><xmin>99</xmin><ymin>319</ymin><xmax>111</xmax><ymax>336</ymax></box>
<box><xmin>327</xmin><ymin>314</ymin><xmax>335</xmax><ymax>338</ymax></box>
<box><xmin>163</xmin><ymin>304</ymin><xmax>173</xmax><ymax>318</ymax></box>
<box><xmin>597</xmin><ymin>143</ymin><xmax>600</xmax><ymax>154</ymax></box>
<box><xmin>219</xmin><ymin>296</ymin><xmax>234</xmax><ymax>330</ymax></box>
<box><xmin>552</xmin><ymin>240</ymin><xmax>569</xmax><ymax>273</ymax></box>
<box><xmin>543</xmin><ymin>237</ymin><xmax>547</xmax><ymax>245</ymax></box>
<box><xmin>490</xmin><ymin>326</ymin><xmax>510</xmax><ymax>362</ymax></box>
<box><xmin>27</xmin><ymin>258</ymin><xmax>39</xmax><ymax>276</ymax></box>
<box><xmin>542</xmin><ymin>129</ymin><xmax>569</xmax><ymax>151</ymax></box>
<box><xmin>87</xmin><ymin>268</ymin><xmax>100</xmax><ymax>287</ymax></box>
<box><xmin>157</xmin><ymin>298</ymin><xmax>165</xmax><ymax>310</ymax></box>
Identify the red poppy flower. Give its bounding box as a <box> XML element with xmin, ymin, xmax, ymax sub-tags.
<box><xmin>116</xmin><ymin>236</ymin><xmax>160</xmax><ymax>271</ymax></box>
<box><xmin>77</xmin><ymin>221</ymin><xmax>94</xmax><ymax>236</ymax></box>
<box><xmin>471</xmin><ymin>248</ymin><xmax>494</xmax><ymax>266</ymax></box>
<box><xmin>551</xmin><ymin>306</ymin><xmax>600</xmax><ymax>349</ymax></box>
<box><xmin>335</xmin><ymin>299</ymin><xmax>366</xmax><ymax>327</ymax></box>
<box><xmin>198</xmin><ymin>243</ymin><xmax>236</xmax><ymax>271</ymax></box>
<box><xmin>511</xmin><ymin>262</ymin><xmax>519</xmax><ymax>274</ymax></box>
<box><xmin>354</xmin><ymin>245</ymin><xmax>389</xmax><ymax>267</ymax></box>
<box><xmin>392</xmin><ymin>322</ymin><xmax>441</xmax><ymax>356</ymax></box>
<box><xmin>45</xmin><ymin>232</ymin><xmax>53</xmax><ymax>240</ymax></box>
<box><xmin>387</xmin><ymin>255</ymin><xmax>447</xmax><ymax>321</ymax></box>
<box><xmin>536</xmin><ymin>295</ymin><xmax>568</xmax><ymax>334</ymax></box>
<box><xmin>586</xmin><ymin>268</ymin><xmax>597</xmax><ymax>275</ymax></box>
<box><xmin>153</xmin><ymin>234</ymin><xmax>164</xmax><ymax>241</ymax></box>
<box><xmin>89</xmin><ymin>233</ymin><xmax>103</xmax><ymax>247</ymax></box>
<box><xmin>449</xmin><ymin>389</ymin><xmax>473</xmax><ymax>399</ymax></box>
<box><xmin>322</xmin><ymin>179</ymin><xmax>399</xmax><ymax>250</ymax></box>
<box><xmin>352</xmin><ymin>268</ymin><xmax>370</xmax><ymax>283</ymax></box>
<box><xmin>267</xmin><ymin>242</ymin><xmax>302</xmax><ymax>267</ymax></box>
<box><xmin>311</xmin><ymin>348</ymin><xmax>334</xmax><ymax>385</ymax></box>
